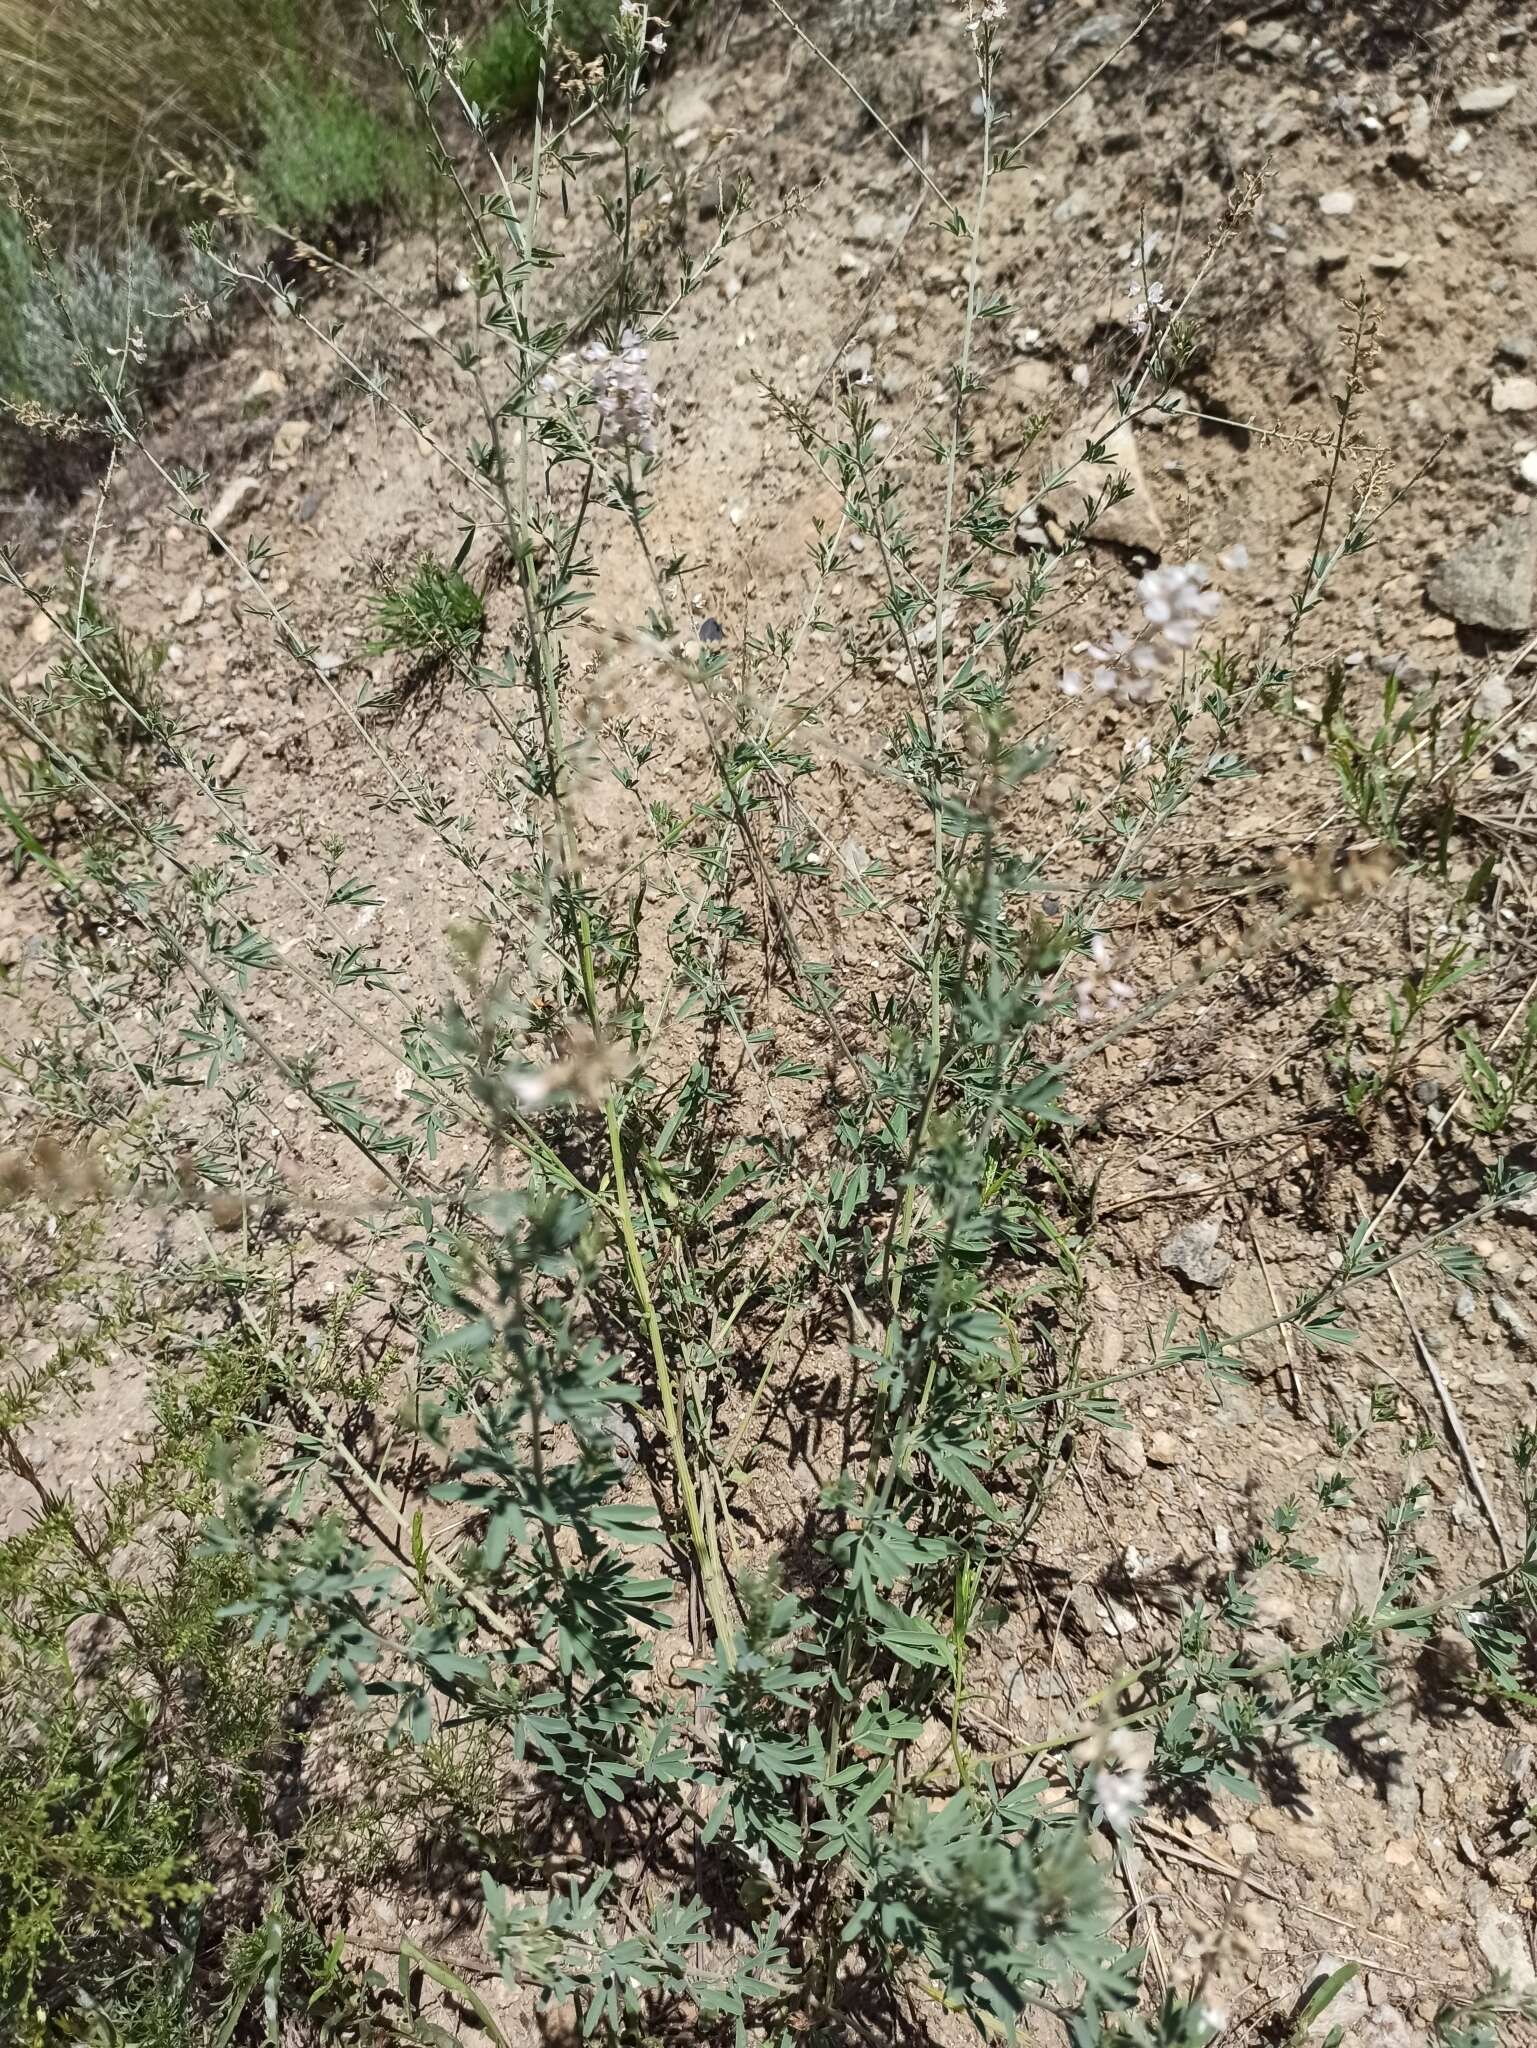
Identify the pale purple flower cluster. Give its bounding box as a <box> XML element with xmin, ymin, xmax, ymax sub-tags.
<box><xmin>1074</xmin><ymin>933</ymin><xmax>1134</xmax><ymax>1027</ymax></box>
<box><xmin>544</xmin><ymin>330</ymin><xmax>657</xmax><ymax>452</ymax></box>
<box><xmin>1138</xmin><ymin>560</ymin><xmax>1221</xmax><ymax>646</ymax></box>
<box><xmin>1061</xmin><ymin>560</ymin><xmax>1221</xmax><ymax>708</ymax></box>
<box><xmin>1127</xmin><ymin>275</ymin><xmax>1167</xmax><ymax>339</ymax></box>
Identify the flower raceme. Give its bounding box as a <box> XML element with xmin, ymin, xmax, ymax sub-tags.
<box><xmin>1127</xmin><ymin>275</ymin><xmax>1167</xmax><ymax>339</ymax></box>
<box><xmin>955</xmin><ymin>0</ymin><xmax>1006</xmax><ymax>35</ymax></box>
<box><xmin>618</xmin><ymin>0</ymin><xmax>667</xmax><ymax>50</ymax></box>
<box><xmin>541</xmin><ymin>329</ymin><xmax>658</xmax><ymax>453</ymax></box>
<box><xmin>1074</xmin><ymin>933</ymin><xmax>1133</xmax><ymax>1027</ymax></box>
<box><xmin>1137</xmin><ymin>560</ymin><xmax>1222</xmax><ymax>647</ymax></box>
<box><xmin>1061</xmin><ymin>559</ymin><xmax>1222</xmax><ymax>709</ymax></box>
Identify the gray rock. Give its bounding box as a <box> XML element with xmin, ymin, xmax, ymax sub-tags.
<box><xmin>1317</xmin><ymin>189</ymin><xmax>1356</xmax><ymax>217</ymax></box>
<box><xmin>1521</xmin><ymin>450</ymin><xmax>1537</xmax><ymax>490</ymax></box>
<box><xmin>273</xmin><ymin>419</ymin><xmax>311</xmax><ymax>460</ymax></box>
<box><xmin>662</xmin><ymin>82</ymin><xmax>713</xmax><ymax>133</ymax></box>
<box><xmin>1473</xmin><ymin>1882</ymin><xmax>1537</xmax><ymax>1992</ymax></box>
<box><xmin>839</xmin><ymin>342</ymin><xmax>873</xmax><ymax>386</ymax></box>
<box><xmin>1491</xmin><ymin>1294</ymin><xmax>1531</xmax><ymax>1347</ymax></box>
<box><xmin>1339</xmin><ymin>1547</ymin><xmax>1384</xmax><ymax>1618</ymax></box>
<box><xmin>1493</xmin><ymin>375</ymin><xmax>1537</xmax><ymax>413</ymax></box>
<box><xmin>1426</xmin><ymin>516</ymin><xmax>1536</xmax><ymax>634</ymax></box>
<box><xmin>1457</xmin><ymin>83</ymin><xmax>1518</xmax><ymax>115</ymax></box>
<box><xmin>1048</xmin><ymin>11</ymin><xmax>1127</xmax><ymax>69</ymax></box>
<box><xmin>1366</xmin><ymin>2006</ymin><xmax>1418</xmax><ymax>2048</ymax></box>
<box><xmin>1298</xmin><ymin>1955</ymin><xmax>1369</xmax><ymax>2036</ymax></box>
<box><xmin>1159</xmin><ymin>1215</ymin><xmax>1232</xmax><ymax>1290</ymax></box>
<box><xmin>1388</xmin><ymin>95</ymin><xmax>1432</xmax><ymax>170</ymax></box>
<box><xmin>1038</xmin><ymin>414</ymin><xmax>1164</xmax><ymax>555</ymax></box>
<box><xmin>242</xmin><ymin>367</ymin><xmax>286</xmax><ymax>404</ymax></box>
<box><xmin>1475</xmin><ymin>674</ymin><xmax>1515</xmax><ymax>721</ymax></box>
<box><xmin>1103</xmin><ymin>1430</ymin><xmax>1147</xmax><ymax>1480</ymax></box>
<box><xmin>1454</xmin><ymin>1287</ymin><xmax>1478</xmax><ymax>1323</ymax></box>
<box><xmin>1498</xmin><ymin>333</ymin><xmax>1537</xmax><ymax>368</ymax></box>
<box><xmin>207</xmin><ymin>476</ymin><xmax>264</xmax><ymax>534</ymax></box>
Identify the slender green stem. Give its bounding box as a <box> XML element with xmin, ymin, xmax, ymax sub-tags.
<box><xmin>602</xmin><ymin>1089</ymin><xmax>736</xmax><ymax>1653</ymax></box>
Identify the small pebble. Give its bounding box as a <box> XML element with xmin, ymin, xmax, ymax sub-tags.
<box><xmin>1457</xmin><ymin>82</ymin><xmax>1518</xmax><ymax>115</ymax></box>
<box><xmin>1103</xmin><ymin>1430</ymin><xmax>1148</xmax><ymax>1481</ymax></box>
<box><xmin>1491</xmin><ymin>1295</ymin><xmax>1531</xmax><ymax>1348</ymax></box>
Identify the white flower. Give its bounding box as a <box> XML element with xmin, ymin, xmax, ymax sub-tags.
<box><xmin>649</xmin><ymin>30</ymin><xmax>666</xmax><ymax>49</ymax></box>
<box><xmin>1074</xmin><ymin>934</ymin><xmax>1134</xmax><ymax>1026</ymax></box>
<box><xmin>1092</xmin><ymin>1765</ymin><xmax>1147</xmax><ymax>1833</ymax></box>
<box><xmin>1127</xmin><ymin>276</ymin><xmax>1167</xmax><ymax>338</ymax></box>
<box><xmin>550</xmin><ymin>328</ymin><xmax>658</xmax><ymax>451</ymax></box>
<box><xmin>1137</xmin><ymin>560</ymin><xmax>1220</xmax><ymax>635</ymax></box>
<box><xmin>1061</xmin><ymin>560</ymin><xmax>1222</xmax><ymax>707</ymax></box>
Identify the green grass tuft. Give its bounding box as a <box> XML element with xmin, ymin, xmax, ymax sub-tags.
<box><xmin>462</xmin><ymin>0</ymin><xmax>620</xmax><ymax>120</ymax></box>
<box><xmin>370</xmin><ymin>554</ymin><xmax>486</xmax><ymax>659</ymax></box>
<box><xmin>253</xmin><ymin>69</ymin><xmax>429</xmax><ymax>237</ymax></box>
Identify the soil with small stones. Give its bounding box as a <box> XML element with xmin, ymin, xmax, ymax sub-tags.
<box><xmin>4</xmin><ymin>1</ymin><xmax>1537</xmax><ymax>2041</ymax></box>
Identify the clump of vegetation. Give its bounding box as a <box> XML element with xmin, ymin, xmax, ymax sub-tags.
<box><xmin>461</xmin><ymin>0</ymin><xmax>619</xmax><ymax>120</ymax></box>
<box><xmin>370</xmin><ymin>552</ymin><xmax>486</xmax><ymax>659</ymax></box>
<box><xmin>0</xmin><ymin>0</ymin><xmax>430</xmax><ymax>472</ymax></box>
<box><xmin>0</xmin><ymin>582</ymin><xmax>169</xmax><ymax>871</ymax></box>
<box><xmin>253</xmin><ymin>67</ymin><xmax>429</xmax><ymax>236</ymax></box>
<box><xmin>4</xmin><ymin>0</ymin><xmax>1537</xmax><ymax>2043</ymax></box>
<box><xmin>0</xmin><ymin>210</ymin><xmax>31</xmax><ymax>397</ymax></box>
<box><xmin>0</xmin><ymin>208</ymin><xmax>221</xmax><ymax>431</ymax></box>
<box><xmin>0</xmin><ymin>1231</ymin><xmax>286</xmax><ymax>2045</ymax></box>
<box><xmin>0</xmin><ymin>0</ymin><xmax>381</xmax><ymax>235</ymax></box>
